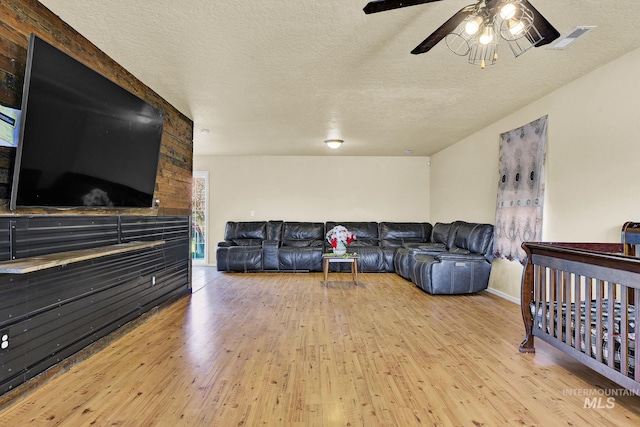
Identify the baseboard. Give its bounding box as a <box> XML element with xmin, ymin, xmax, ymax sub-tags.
<box><xmin>485</xmin><ymin>287</ymin><xmax>520</xmax><ymax>305</ymax></box>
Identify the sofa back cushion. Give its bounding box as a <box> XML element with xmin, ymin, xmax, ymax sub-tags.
<box><xmin>224</xmin><ymin>221</ymin><xmax>267</xmax><ymax>242</ymax></box>
<box><xmin>282</xmin><ymin>222</ymin><xmax>324</xmax><ymax>247</ymax></box>
<box><xmin>266</xmin><ymin>220</ymin><xmax>284</xmax><ymax>241</ymax></box>
<box><xmin>326</xmin><ymin>222</ymin><xmax>379</xmax><ymax>246</ymax></box>
<box><xmin>450</xmin><ymin>222</ymin><xmax>494</xmax><ymax>255</ymax></box>
<box><xmin>379</xmin><ymin>222</ymin><xmax>432</xmax><ymax>247</ymax></box>
<box><xmin>431</xmin><ymin>222</ymin><xmax>454</xmax><ymax>245</ymax></box>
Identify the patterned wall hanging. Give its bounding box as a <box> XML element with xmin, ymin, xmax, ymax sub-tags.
<box><xmin>493</xmin><ymin>115</ymin><xmax>548</xmax><ymax>263</ymax></box>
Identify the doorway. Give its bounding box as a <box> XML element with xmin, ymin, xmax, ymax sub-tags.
<box><xmin>191</xmin><ymin>171</ymin><xmax>208</xmax><ymax>265</ymax></box>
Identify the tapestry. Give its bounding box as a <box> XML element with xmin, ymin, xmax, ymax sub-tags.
<box><xmin>493</xmin><ymin>115</ymin><xmax>547</xmax><ymax>263</ymax></box>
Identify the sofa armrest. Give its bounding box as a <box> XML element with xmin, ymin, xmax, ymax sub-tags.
<box><xmin>217</xmin><ymin>240</ymin><xmax>235</xmax><ymax>248</ymax></box>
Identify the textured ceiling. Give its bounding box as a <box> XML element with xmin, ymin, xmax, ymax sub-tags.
<box><xmin>38</xmin><ymin>0</ymin><xmax>640</xmax><ymax>156</ymax></box>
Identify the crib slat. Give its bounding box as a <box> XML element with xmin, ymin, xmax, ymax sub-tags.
<box><xmin>564</xmin><ymin>272</ymin><xmax>571</xmax><ymax>345</ymax></box>
<box><xmin>574</xmin><ymin>275</ymin><xmax>580</xmax><ymax>350</ymax></box>
<box><xmin>549</xmin><ymin>269</ymin><xmax>556</xmax><ymax>337</ymax></box>
<box><xmin>585</xmin><ymin>277</ymin><xmax>592</xmax><ymax>359</ymax></box>
<box><xmin>556</xmin><ymin>270</ymin><xmax>563</xmax><ymax>339</ymax></box>
<box><xmin>595</xmin><ymin>280</ymin><xmax>604</xmax><ymax>363</ymax></box>
<box><xmin>608</xmin><ymin>282</ymin><xmax>616</xmax><ymax>370</ymax></box>
<box><xmin>620</xmin><ymin>284</ymin><xmax>629</xmax><ymax>376</ymax></box>
<box><xmin>574</xmin><ymin>275</ymin><xmax>582</xmax><ymax>351</ymax></box>
<box><xmin>540</xmin><ymin>266</ymin><xmax>547</xmax><ymax>333</ymax></box>
<box><xmin>633</xmin><ymin>290</ymin><xmax>640</xmax><ymax>382</ymax></box>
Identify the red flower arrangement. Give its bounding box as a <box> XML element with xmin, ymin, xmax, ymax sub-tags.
<box><xmin>326</xmin><ymin>225</ymin><xmax>356</xmax><ymax>250</ymax></box>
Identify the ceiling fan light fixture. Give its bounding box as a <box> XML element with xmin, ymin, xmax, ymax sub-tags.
<box><xmin>325</xmin><ymin>139</ymin><xmax>344</xmax><ymax>149</ymax></box>
<box><xmin>364</xmin><ymin>0</ymin><xmax>561</xmax><ymax>69</ymax></box>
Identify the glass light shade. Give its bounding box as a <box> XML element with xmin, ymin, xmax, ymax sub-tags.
<box><xmin>325</xmin><ymin>139</ymin><xmax>343</xmax><ymax>149</ymax></box>
<box><xmin>508</xmin><ymin>20</ymin><xmax>526</xmax><ymax>36</ymax></box>
<box><xmin>499</xmin><ymin>3</ymin><xmax>517</xmax><ymax>20</ymax></box>
<box><xmin>464</xmin><ymin>16</ymin><xmax>482</xmax><ymax>35</ymax></box>
<box><xmin>479</xmin><ymin>27</ymin><xmax>494</xmax><ymax>45</ymax></box>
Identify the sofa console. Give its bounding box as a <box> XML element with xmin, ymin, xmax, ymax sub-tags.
<box><xmin>217</xmin><ymin>220</ymin><xmax>494</xmax><ymax>294</ymax></box>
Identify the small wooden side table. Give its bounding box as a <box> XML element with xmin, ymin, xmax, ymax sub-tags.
<box><xmin>322</xmin><ymin>253</ymin><xmax>359</xmax><ymax>285</ymax></box>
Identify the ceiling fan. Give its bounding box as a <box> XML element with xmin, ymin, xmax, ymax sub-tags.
<box><xmin>363</xmin><ymin>0</ymin><xmax>560</xmax><ymax>67</ymax></box>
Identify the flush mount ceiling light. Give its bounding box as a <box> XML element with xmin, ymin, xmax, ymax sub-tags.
<box><xmin>200</xmin><ymin>129</ymin><xmax>210</xmax><ymax>135</ymax></box>
<box><xmin>325</xmin><ymin>139</ymin><xmax>344</xmax><ymax>149</ymax></box>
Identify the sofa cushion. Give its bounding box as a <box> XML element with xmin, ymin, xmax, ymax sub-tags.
<box><xmin>266</xmin><ymin>220</ymin><xmax>284</xmax><ymax>241</ymax></box>
<box><xmin>236</xmin><ymin>222</ymin><xmax>267</xmax><ymax>239</ymax></box>
<box><xmin>326</xmin><ymin>222</ymin><xmax>379</xmax><ymax>240</ymax></box>
<box><xmin>216</xmin><ymin>246</ymin><xmax>263</xmax><ymax>272</ymax></box>
<box><xmin>430</xmin><ymin>222</ymin><xmax>454</xmax><ymax>245</ymax></box>
<box><xmin>278</xmin><ymin>246</ymin><xmax>323</xmax><ymax>271</ymax></box>
<box><xmin>282</xmin><ymin>239</ymin><xmax>323</xmax><ymax>247</ymax></box>
<box><xmin>282</xmin><ymin>222</ymin><xmax>324</xmax><ymax>240</ymax></box>
<box><xmin>381</xmin><ymin>237</ymin><xmax>425</xmax><ymax>248</ymax></box>
<box><xmin>232</xmin><ymin>238</ymin><xmax>264</xmax><ymax>246</ymax></box>
<box><xmin>224</xmin><ymin>221</ymin><xmax>268</xmax><ymax>241</ymax></box>
<box><xmin>449</xmin><ymin>222</ymin><xmax>493</xmax><ymax>255</ymax></box>
<box><xmin>350</xmin><ymin>238</ymin><xmax>378</xmax><ymax>247</ymax></box>
<box><xmin>379</xmin><ymin>222</ymin><xmax>432</xmax><ymax>243</ymax></box>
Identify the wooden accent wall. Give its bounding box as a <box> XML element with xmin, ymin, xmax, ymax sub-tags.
<box><xmin>0</xmin><ymin>0</ymin><xmax>193</xmax><ymax>216</ymax></box>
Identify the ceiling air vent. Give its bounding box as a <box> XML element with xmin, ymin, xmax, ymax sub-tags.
<box><xmin>547</xmin><ymin>26</ymin><xmax>596</xmax><ymax>50</ymax></box>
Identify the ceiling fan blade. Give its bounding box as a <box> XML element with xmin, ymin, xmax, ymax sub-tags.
<box><xmin>523</xmin><ymin>0</ymin><xmax>560</xmax><ymax>46</ymax></box>
<box><xmin>410</xmin><ymin>6</ymin><xmax>474</xmax><ymax>55</ymax></box>
<box><xmin>363</xmin><ymin>0</ymin><xmax>443</xmax><ymax>15</ymax></box>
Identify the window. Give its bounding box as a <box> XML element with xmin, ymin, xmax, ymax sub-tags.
<box><xmin>191</xmin><ymin>171</ymin><xmax>208</xmax><ymax>264</ymax></box>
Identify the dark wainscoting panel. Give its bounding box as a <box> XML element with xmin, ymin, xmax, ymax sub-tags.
<box><xmin>0</xmin><ymin>215</ymin><xmax>190</xmax><ymax>395</ymax></box>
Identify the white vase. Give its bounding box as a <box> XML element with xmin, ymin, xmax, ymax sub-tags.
<box><xmin>332</xmin><ymin>246</ymin><xmax>347</xmax><ymax>256</ymax></box>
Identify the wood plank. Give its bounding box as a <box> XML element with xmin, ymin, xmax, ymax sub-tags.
<box><xmin>1</xmin><ymin>270</ymin><xmax>639</xmax><ymax>425</ymax></box>
<box><xmin>0</xmin><ymin>240</ymin><xmax>165</xmax><ymax>274</ymax></box>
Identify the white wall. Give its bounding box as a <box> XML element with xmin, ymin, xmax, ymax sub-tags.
<box><xmin>431</xmin><ymin>47</ymin><xmax>640</xmax><ymax>300</ymax></box>
<box><xmin>193</xmin><ymin>155</ymin><xmax>430</xmax><ymax>265</ymax></box>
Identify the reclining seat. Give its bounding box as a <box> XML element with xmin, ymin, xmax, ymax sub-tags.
<box><xmin>379</xmin><ymin>222</ymin><xmax>432</xmax><ymax>272</ymax></box>
<box><xmin>277</xmin><ymin>222</ymin><xmax>324</xmax><ymax>271</ymax></box>
<box><xmin>411</xmin><ymin>222</ymin><xmax>494</xmax><ymax>294</ymax></box>
<box><xmin>216</xmin><ymin>221</ymin><xmax>269</xmax><ymax>272</ymax></box>
<box><xmin>393</xmin><ymin>222</ymin><xmax>454</xmax><ymax>280</ymax></box>
<box><xmin>325</xmin><ymin>222</ymin><xmax>384</xmax><ymax>272</ymax></box>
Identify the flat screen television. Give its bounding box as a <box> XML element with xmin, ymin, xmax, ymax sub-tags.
<box><xmin>10</xmin><ymin>34</ymin><xmax>165</xmax><ymax>209</ymax></box>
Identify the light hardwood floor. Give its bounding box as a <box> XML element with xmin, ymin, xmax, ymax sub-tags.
<box><xmin>1</xmin><ymin>268</ymin><xmax>639</xmax><ymax>426</ymax></box>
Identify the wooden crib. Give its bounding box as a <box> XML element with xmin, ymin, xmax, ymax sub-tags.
<box><xmin>519</xmin><ymin>222</ymin><xmax>640</xmax><ymax>395</ymax></box>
